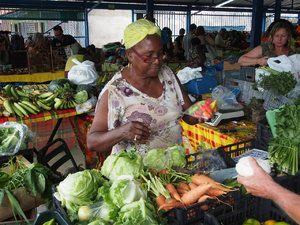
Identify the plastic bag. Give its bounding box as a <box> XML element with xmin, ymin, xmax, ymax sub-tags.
<box><xmin>268</xmin><ymin>54</ymin><xmax>300</xmax><ymax>80</ymax></box>
<box><xmin>211</xmin><ymin>85</ymin><xmax>243</xmax><ymax>111</ymax></box>
<box><xmin>0</xmin><ymin>122</ymin><xmax>29</xmax><ymax>156</ymax></box>
<box><xmin>68</xmin><ymin>59</ymin><xmax>100</xmax><ymax>86</ymax></box>
<box><xmin>177</xmin><ymin>67</ymin><xmax>202</xmax><ymax>85</ymax></box>
<box><xmin>287</xmin><ymin>81</ymin><xmax>300</xmax><ymax>99</ymax></box>
<box><xmin>76</xmin><ymin>97</ymin><xmax>97</xmax><ymax>113</ymax></box>
<box><xmin>184</xmin><ymin>99</ymin><xmax>218</xmax><ymax>120</ymax></box>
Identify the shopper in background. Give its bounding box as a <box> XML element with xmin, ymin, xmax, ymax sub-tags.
<box><xmin>86</xmin><ymin>44</ymin><xmax>106</xmax><ymax>71</ymax></box>
<box><xmin>238</xmin><ymin>20</ymin><xmax>294</xmax><ymax>66</ymax></box>
<box><xmin>182</xmin><ymin>23</ymin><xmax>197</xmax><ymax>61</ymax></box>
<box><xmin>238</xmin><ymin>156</ymin><xmax>300</xmax><ymax>224</ymax></box>
<box><xmin>27</xmin><ymin>32</ymin><xmax>48</xmax><ymax>53</ymax></box>
<box><xmin>87</xmin><ymin>19</ymin><xmax>199</xmax><ymax>157</ymax></box>
<box><xmin>52</xmin><ymin>25</ymin><xmax>82</xmax><ymax>55</ymax></box>
<box><xmin>195</xmin><ymin>26</ymin><xmax>216</xmax><ymax>61</ymax></box>
<box><xmin>162</xmin><ymin>27</ymin><xmax>174</xmax><ymax>59</ymax></box>
<box><xmin>174</xmin><ymin>28</ymin><xmax>185</xmax><ymax>61</ymax></box>
<box><xmin>188</xmin><ymin>37</ymin><xmax>206</xmax><ymax>68</ymax></box>
<box><xmin>215</xmin><ymin>28</ymin><xmax>227</xmax><ymax>51</ymax></box>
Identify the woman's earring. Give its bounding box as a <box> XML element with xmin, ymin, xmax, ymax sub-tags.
<box><xmin>128</xmin><ymin>62</ymin><xmax>132</xmax><ymax>69</ymax></box>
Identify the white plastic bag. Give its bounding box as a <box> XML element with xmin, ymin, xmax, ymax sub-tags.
<box><xmin>177</xmin><ymin>67</ymin><xmax>202</xmax><ymax>84</ymax></box>
<box><xmin>75</xmin><ymin>97</ymin><xmax>97</xmax><ymax>113</ymax></box>
<box><xmin>267</xmin><ymin>54</ymin><xmax>300</xmax><ymax>80</ymax></box>
<box><xmin>68</xmin><ymin>59</ymin><xmax>100</xmax><ymax>86</ymax></box>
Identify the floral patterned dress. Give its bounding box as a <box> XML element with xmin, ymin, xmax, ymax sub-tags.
<box><xmin>98</xmin><ymin>65</ymin><xmax>185</xmax><ymax>157</ymax></box>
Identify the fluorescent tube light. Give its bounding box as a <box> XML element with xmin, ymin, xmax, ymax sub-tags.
<box><xmin>215</xmin><ymin>0</ymin><xmax>235</xmax><ymax>8</ymax></box>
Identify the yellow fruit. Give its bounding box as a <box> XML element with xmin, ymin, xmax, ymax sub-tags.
<box><xmin>264</xmin><ymin>220</ymin><xmax>277</xmax><ymax>225</ymax></box>
<box><xmin>78</xmin><ymin>205</ymin><xmax>93</xmax><ymax>221</ymax></box>
<box><xmin>243</xmin><ymin>218</ymin><xmax>261</xmax><ymax>225</ymax></box>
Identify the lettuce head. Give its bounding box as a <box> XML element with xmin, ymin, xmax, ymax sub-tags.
<box><xmin>167</xmin><ymin>144</ymin><xmax>187</xmax><ymax>168</ymax></box>
<box><xmin>101</xmin><ymin>150</ymin><xmax>143</xmax><ymax>182</ymax></box>
<box><xmin>114</xmin><ymin>198</ymin><xmax>161</xmax><ymax>225</ymax></box>
<box><xmin>142</xmin><ymin>148</ymin><xmax>170</xmax><ymax>172</ymax></box>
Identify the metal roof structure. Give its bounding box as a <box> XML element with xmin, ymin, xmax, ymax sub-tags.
<box><xmin>0</xmin><ymin>0</ymin><xmax>299</xmax><ymax>14</ymax></box>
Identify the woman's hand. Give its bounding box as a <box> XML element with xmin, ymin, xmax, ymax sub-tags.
<box><xmin>257</xmin><ymin>56</ymin><xmax>269</xmax><ymax>66</ymax></box>
<box><xmin>122</xmin><ymin>121</ymin><xmax>151</xmax><ymax>144</ymax></box>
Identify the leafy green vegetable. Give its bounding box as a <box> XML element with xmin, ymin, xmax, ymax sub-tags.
<box><xmin>114</xmin><ymin>198</ymin><xmax>163</xmax><ymax>225</ymax></box>
<box><xmin>102</xmin><ymin>175</ymin><xmax>147</xmax><ymax>208</ymax></box>
<box><xmin>143</xmin><ymin>149</ymin><xmax>170</xmax><ymax>172</ymax></box>
<box><xmin>74</xmin><ymin>90</ymin><xmax>89</xmax><ymax>104</ymax></box>
<box><xmin>254</xmin><ymin>70</ymin><xmax>297</xmax><ymax>96</ymax></box>
<box><xmin>54</xmin><ymin>169</ymin><xmax>109</xmax><ymax>222</ymax></box>
<box><xmin>268</xmin><ymin>104</ymin><xmax>300</xmax><ymax>175</ymax></box>
<box><xmin>0</xmin><ymin>126</ymin><xmax>27</xmax><ymax>155</ymax></box>
<box><xmin>98</xmin><ymin>202</ymin><xmax>119</xmax><ymax>223</ymax></box>
<box><xmin>101</xmin><ymin>150</ymin><xmax>144</xmax><ymax>182</ymax></box>
<box><xmin>87</xmin><ymin>219</ymin><xmax>110</xmax><ymax>225</ymax></box>
<box><xmin>166</xmin><ymin>144</ymin><xmax>186</xmax><ymax>168</ymax></box>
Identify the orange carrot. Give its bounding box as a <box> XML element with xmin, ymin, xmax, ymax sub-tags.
<box><xmin>206</xmin><ymin>188</ymin><xmax>227</xmax><ymax>197</ymax></box>
<box><xmin>198</xmin><ymin>194</ymin><xmax>214</xmax><ymax>211</ymax></box>
<box><xmin>156</xmin><ymin>195</ymin><xmax>166</xmax><ymax>206</ymax></box>
<box><xmin>181</xmin><ymin>183</ymin><xmax>212</xmax><ymax>206</ymax></box>
<box><xmin>159</xmin><ymin>168</ymin><xmax>168</xmax><ymax>175</ymax></box>
<box><xmin>176</xmin><ymin>188</ymin><xmax>189</xmax><ymax>195</ymax></box>
<box><xmin>166</xmin><ymin>183</ymin><xmax>181</xmax><ymax>202</ymax></box>
<box><xmin>158</xmin><ymin>201</ymin><xmax>185</xmax><ymax>212</ymax></box>
<box><xmin>192</xmin><ymin>174</ymin><xmax>231</xmax><ymax>192</ymax></box>
<box><xmin>150</xmin><ymin>169</ymin><xmax>157</xmax><ymax>174</ymax></box>
<box><xmin>178</xmin><ymin>182</ymin><xmax>190</xmax><ymax>191</ymax></box>
<box><xmin>188</xmin><ymin>182</ymin><xmax>198</xmax><ymax>190</ymax></box>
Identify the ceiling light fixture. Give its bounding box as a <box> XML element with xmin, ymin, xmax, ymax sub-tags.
<box><xmin>215</xmin><ymin>0</ymin><xmax>235</xmax><ymax>8</ymax></box>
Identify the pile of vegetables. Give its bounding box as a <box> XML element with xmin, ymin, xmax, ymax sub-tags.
<box><xmin>53</xmin><ymin>147</ymin><xmax>238</xmax><ymax>225</ymax></box>
<box><xmin>253</xmin><ymin>69</ymin><xmax>297</xmax><ymax>96</ymax></box>
<box><xmin>268</xmin><ymin>102</ymin><xmax>300</xmax><ymax>175</ymax></box>
<box><xmin>0</xmin><ymin>156</ymin><xmax>53</xmax><ymax>223</ymax></box>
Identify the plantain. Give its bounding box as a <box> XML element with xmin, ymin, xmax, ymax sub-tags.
<box><xmin>14</xmin><ymin>102</ymin><xmax>30</xmax><ymax>117</ymax></box>
<box><xmin>3</xmin><ymin>99</ymin><xmax>14</xmax><ymax>114</ymax></box>
<box><xmin>40</xmin><ymin>93</ymin><xmax>58</xmax><ymax>104</ymax></box>
<box><xmin>10</xmin><ymin>86</ymin><xmax>20</xmax><ymax>99</ymax></box>
<box><xmin>37</xmin><ymin>100</ymin><xmax>52</xmax><ymax>111</ymax></box>
<box><xmin>21</xmin><ymin>100</ymin><xmax>41</xmax><ymax>113</ymax></box>
<box><xmin>18</xmin><ymin>102</ymin><xmax>37</xmax><ymax>115</ymax></box>
<box><xmin>38</xmin><ymin>91</ymin><xmax>54</xmax><ymax>99</ymax></box>
<box><xmin>54</xmin><ymin>98</ymin><xmax>64</xmax><ymax>110</ymax></box>
<box><xmin>4</xmin><ymin>84</ymin><xmax>13</xmax><ymax>97</ymax></box>
<box><xmin>11</xmin><ymin>102</ymin><xmax>24</xmax><ymax>117</ymax></box>
<box><xmin>16</xmin><ymin>89</ymin><xmax>30</xmax><ymax>98</ymax></box>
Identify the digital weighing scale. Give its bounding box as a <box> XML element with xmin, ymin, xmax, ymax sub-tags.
<box><xmin>205</xmin><ymin>109</ymin><xmax>245</xmax><ymax>127</ymax></box>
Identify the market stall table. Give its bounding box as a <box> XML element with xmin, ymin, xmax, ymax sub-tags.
<box><xmin>180</xmin><ymin>119</ymin><xmax>257</xmax><ymax>154</ymax></box>
<box><xmin>0</xmin><ymin>108</ymin><xmax>90</xmax><ymax>153</ymax></box>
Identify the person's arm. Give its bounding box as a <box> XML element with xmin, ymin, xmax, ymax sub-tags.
<box><xmin>238</xmin><ymin>45</ymin><xmax>269</xmax><ymax>66</ymax></box>
<box><xmin>87</xmin><ymin>90</ymin><xmax>151</xmax><ymax>152</ymax></box>
<box><xmin>196</xmin><ymin>45</ymin><xmax>206</xmax><ymax>62</ymax></box>
<box><xmin>237</xmin><ymin>157</ymin><xmax>300</xmax><ymax>224</ymax></box>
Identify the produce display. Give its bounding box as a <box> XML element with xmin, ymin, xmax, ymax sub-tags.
<box><xmin>242</xmin><ymin>218</ymin><xmax>291</xmax><ymax>225</ymax></box>
<box><xmin>52</xmin><ymin>148</ymin><xmax>238</xmax><ymax>225</ymax></box>
<box><xmin>0</xmin><ymin>78</ymin><xmax>101</xmax><ymax>118</ymax></box>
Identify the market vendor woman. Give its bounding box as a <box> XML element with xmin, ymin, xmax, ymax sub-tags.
<box><xmin>238</xmin><ymin>20</ymin><xmax>294</xmax><ymax>67</ymax></box>
<box><xmin>87</xmin><ymin>18</ymin><xmax>199</xmax><ymax>157</ymax></box>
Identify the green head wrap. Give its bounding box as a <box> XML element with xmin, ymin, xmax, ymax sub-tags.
<box><xmin>124</xmin><ymin>19</ymin><xmax>161</xmax><ymax>49</ymax></box>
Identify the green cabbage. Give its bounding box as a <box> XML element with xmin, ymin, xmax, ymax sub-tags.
<box><xmin>101</xmin><ymin>150</ymin><xmax>143</xmax><ymax>182</ymax></box>
<box><xmin>88</xmin><ymin>219</ymin><xmax>110</xmax><ymax>225</ymax></box>
<box><xmin>99</xmin><ymin>202</ymin><xmax>119</xmax><ymax>223</ymax></box>
<box><xmin>74</xmin><ymin>90</ymin><xmax>89</xmax><ymax>104</ymax></box>
<box><xmin>114</xmin><ymin>198</ymin><xmax>161</xmax><ymax>225</ymax></box>
<box><xmin>167</xmin><ymin>144</ymin><xmax>187</xmax><ymax>168</ymax></box>
<box><xmin>142</xmin><ymin>148</ymin><xmax>170</xmax><ymax>172</ymax></box>
<box><xmin>103</xmin><ymin>175</ymin><xmax>147</xmax><ymax>208</ymax></box>
<box><xmin>53</xmin><ymin>169</ymin><xmax>108</xmax><ymax>222</ymax></box>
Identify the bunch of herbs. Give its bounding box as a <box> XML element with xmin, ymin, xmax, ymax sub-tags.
<box><xmin>268</xmin><ymin>103</ymin><xmax>300</xmax><ymax>175</ymax></box>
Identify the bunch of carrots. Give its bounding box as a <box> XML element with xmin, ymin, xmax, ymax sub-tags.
<box><xmin>142</xmin><ymin>169</ymin><xmax>236</xmax><ymax>213</ymax></box>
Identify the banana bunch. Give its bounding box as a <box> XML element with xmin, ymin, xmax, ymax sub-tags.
<box><xmin>36</xmin><ymin>91</ymin><xmax>58</xmax><ymax>111</ymax></box>
<box><xmin>54</xmin><ymin>98</ymin><xmax>77</xmax><ymax>110</ymax></box>
<box><xmin>2</xmin><ymin>84</ymin><xmax>42</xmax><ymax>118</ymax></box>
